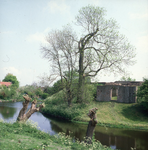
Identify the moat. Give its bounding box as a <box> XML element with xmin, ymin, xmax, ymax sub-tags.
<box><xmin>0</xmin><ymin>102</ymin><xmax>148</xmax><ymax>150</ymax></box>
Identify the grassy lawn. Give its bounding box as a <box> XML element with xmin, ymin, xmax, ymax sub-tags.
<box><xmin>0</xmin><ymin>122</ymin><xmax>69</xmax><ymax>150</ymax></box>
<box><xmin>0</xmin><ymin>133</ymin><xmax>66</xmax><ymax>150</ymax></box>
<box><xmin>42</xmin><ymin>94</ymin><xmax>148</xmax><ymax>130</ymax></box>
<box><xmin>111</xmin><ymin>96</ymin><xmax>117</xmax><ymax>100</ymax></box>
<box><xmin>0</xmin><ymin>121</ymin><xmax>113</xmax><ymax>150</ymax></box>
<box><xmin>79</xmin><ymin>102</ymin><xmax>148</xmax><ymax>130</ymax></box>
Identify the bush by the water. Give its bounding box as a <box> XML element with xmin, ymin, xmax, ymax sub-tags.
<box><xmin>42</xmin><ymin>83</ymin><xmax>98</xmax><ymax>120</ymax></box>
<box><xmin>42</xmin><ymin>90</ymin><xmax>87</xmax><ymax>120</ymax></box>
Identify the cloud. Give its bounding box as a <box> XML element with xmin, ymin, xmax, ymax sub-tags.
<box><xmin>136</xmin><ymin>35</ymin><xmax>148</xmax><ymax>53</ymax></box>
<box><xmin>44</xmin><ymin>0</ymin><xmax>70</xmax><ymax>14</ymax></box>
<box><xmin>2</xmin><ymin>67</ymin><xmax>21</xmax><ymax>76</ymax></box>
<box><xmin>130</xmin><ymin>13</ymin><xmax>148</xmax><ymax>20</ymax></box>
<box><xmin>27</xmin><ymin>28</ymin><xmax>50</xmax><ymax>44</ymax></box>
<box><xmin>27</xmin><ymin>32</ymin><xmax>47</xmax><ymax>44</ymax></box>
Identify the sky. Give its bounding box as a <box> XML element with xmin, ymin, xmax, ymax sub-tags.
<box><xmin>0</xmin><ymin>0</ymin><xmax>148</xmax><ymax>86</ymax></box>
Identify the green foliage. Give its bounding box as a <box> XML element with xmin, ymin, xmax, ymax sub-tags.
<box><xmin>52</xmin><ymin>80</ymin><xmax>64</xmax><ymax>94</ymax></box>
<box><xmin>120</xmin><ymin>76</ymin><xmax>136</xmax><ymax>81</ymax></box>
<box><xmin>35</xmin><ymin>88</ymin><xmax>43</xmax><ymax>97</ymax></box>
<box><xmin>43</xmin><ymin>75</ymin><xmax>91</xmax><ymax>105</ymax></box>
<box><xmin>3</xmin><ymin>73</ymin><xmax>19</xmax><ymax>89</ymax></box>
<box><xmin>42</xmin><ymin>83</ymin><xmax>97</xmax><ymax>120</ymax></box>
<box><xmin>137</xmin><ymin>78</ymin><xmax>148</xmax><ymax>110</ymax></box>
<box><xmin>0</xmin><ymin>73</ymin><xmax>20</xmax><ymax>100</ymax></box>
<box><xmin>41</xmin><ymin>93</ymin><xmax>49</xmax><ymax>99</ymax></box>
<box><xmin>44</xmin><ymin>80</ymin><xmax>64</xmax><ymax>96</ymax></box>
<box><xmin>22</xmin><ymin>85</ymin><xmax>36</xmax><ymax>98</ymax></box>
<box><xmin>83</xmin><ymin>84</ymin><xmax>97</xmax><ymax>103</ymax></box>
<box><xmin>19</xmin><ymin>85</ymin><xmax>48</xmax><ymax>100</ymax></box>
<box><xmin>42</xmin><ymin>83</ymin><xmax>97</xmax><ymax>119</ymax></box>
<box><xmin>0</xmin><ymin>85</ymin><xmax>16</xmax><ymax>100</ymax></box>
<box><xmin>0</xmin><ymin>121</ymin><xmax>112</xmax><ymax>150</ymax></box>
<box><xmin>42</xmin><ymin>91</ymin><xmax>86</xmax><ymax>120</ymax></box>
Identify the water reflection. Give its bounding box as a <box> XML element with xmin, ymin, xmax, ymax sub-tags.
<box><xmin>45</xmin><ymin>114</ymin><xmax>148</xmax><ymax>150</ymax></box>
<box><xmin>0</xmin><ymin>102</ymin><xmax>17</xmax><ymax>120</ymax></box>
<box><xmin>0</xmin><ymin>102</ymin><xmax>148</xmax><ymax>150</ymax></box>
<box><xmin>0</xmin><ymin>106</ymin><xmax>16</xmax><ymax>119</ymax></box>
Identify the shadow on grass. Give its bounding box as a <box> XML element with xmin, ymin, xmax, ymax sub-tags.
<box><xmin>121</xmin><ymin>104</ymin><xmax>148</xmax><ymax>122</ymax></box>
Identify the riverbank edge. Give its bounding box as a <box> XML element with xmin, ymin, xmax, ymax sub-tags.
<box><xmin>72</xmin><ymin>120</ymin><xmax>148</xmax><ymax>131</ymax></box>
<box><xmin>0</xmin><ymin>99</ymin><xmax>44</xmax><ymax>103</ymax></box>
<box><xmin>0</xmin><ymin>121</ymin><xmax>112</xmax><ymax>150</ymax></box>
<box><xmin>1</xmin><ymin>99</ymin><xmax>147</xmax><ymax>131</ymax></box>
<box><xmin>41</xmin><ymin>111</ymin><xmax>148</xmax><ymax>131</ymax></box>
<box><xmin>0</xmin><ymin>99</ymin><xmax>22</xmax><ymax>102</ymax></box>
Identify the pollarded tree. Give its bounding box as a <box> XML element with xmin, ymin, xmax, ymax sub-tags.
<box><xmin>41</xmin><ymin>25</ymin><xmax>78</xmax><ymax>106</ymax></box>
<box><xmin>75</xmin><ymin>6</ymin><xmax>136</xmax><ymax>102</ymax></box>
<box><xmin>17</xmin><ymin>94</ymin><xmax>45</xmax><ymax>122</ymax></box>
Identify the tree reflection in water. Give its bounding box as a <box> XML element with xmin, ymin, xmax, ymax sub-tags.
<box><xmin>0</xmin><ymin>106</ymin><xmax>17</xmax><ymax>119</ymax></box>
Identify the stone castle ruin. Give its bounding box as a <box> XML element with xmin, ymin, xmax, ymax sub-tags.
<box><xmin>96</xmin><ymin>81</ymin><xmax>143</xmax><ymax>103</ymax></box>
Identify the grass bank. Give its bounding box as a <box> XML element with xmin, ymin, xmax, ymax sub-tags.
<box><xmin>0</xmin><ymin>120</ymin><xmax>112</xmax><ymax>150</ymax></box>
<box><xmin>42</xmin><ymin>92</ymin><xmax>148</xmax><ymax>130</ymax></box>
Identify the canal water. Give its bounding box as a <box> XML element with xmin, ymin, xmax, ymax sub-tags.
<box><xmin>0</xmin><ymin>102</ymin><xmax>148</xmax><ymax>150</ymax></box>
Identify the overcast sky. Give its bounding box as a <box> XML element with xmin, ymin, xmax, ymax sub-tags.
<box><xmin>0</xmin><ymin>0</ymin><xmax>148</xmax><ymax>86</ymax></box>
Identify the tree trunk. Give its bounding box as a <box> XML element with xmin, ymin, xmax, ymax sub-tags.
<box><xmin>17</xmin><ymin>95</ymin><xmax>45</xmax><ymax>122</ymax></box>
<box><xmin>85</xmin><ymin>120</ymin><xmax>97</xmax><ymax>144</ymax></box>
<box><xmin>77</xmin><ymin>48</ymin><xmax>85</xmax><ymax>103</ymax></box>
<box><xmin>77</xmin><ymin>29</ymin><xmax>99</xmax><ymax>103</ymax></box>
<box><xmin>67</xmin><ymin>88</ymin><xmax>72</xmax><ymax>107</ymax></box>
<box><xmin>85</xmin><ymin>108</ymin><xmax>98</xmax><ymax>144</ymax></box>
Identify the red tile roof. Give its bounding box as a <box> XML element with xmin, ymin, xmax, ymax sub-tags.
<box><xmin>0</xmin><ymin>82</ymin><xmax>12</xmax><ymax>87</ymax></box>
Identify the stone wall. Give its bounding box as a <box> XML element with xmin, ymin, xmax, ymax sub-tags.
<box><xmin>97</xmin><ymin>85</ymin><xmax>137</xmax><ymax>103</ymax></box>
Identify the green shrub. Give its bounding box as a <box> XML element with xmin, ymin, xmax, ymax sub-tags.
<box><xmin>0</xmin><ymin>85</ymin><xmax>16</xmax><ymax>100</ymax></box>
<box><xmin>42</xmin><ymin>90</ymin><xmax>87</xmax><ymax>120</ymax></box>
<box><xmin>44</xmin><ymin>80</ymin><xmax>64</xmax><ymax>96</ymax></box>
<box><xmin>41</xmin><ymin>93</ymin><xmax>49</xmax><ymax>99</ymax></box>
<box><xmin>35</xmin><ymin>88</ymin><xmax>43</xmax><ymax>97</ymax></box>
<box><xmin>81</xmin><ymin>83</ymin><xmax>97</xmax><ymax>103</ymax></box>
<box><xmin>137</xmin><ymin>78</ymin><xmax>148</xmax><ymax>110</ymax></box>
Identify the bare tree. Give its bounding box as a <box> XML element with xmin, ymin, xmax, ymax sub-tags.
<box><xmin>75</xmin><ymin>6</ymin><xmax>136</xmax><ymax>102</ymax></box>
<box><xmin>41</xmin><ymin>26</ymin><xmax>78</xmax><ymax>106</ymax></box>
